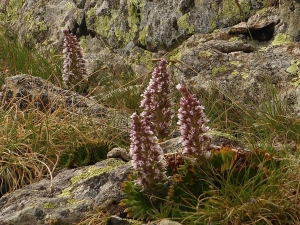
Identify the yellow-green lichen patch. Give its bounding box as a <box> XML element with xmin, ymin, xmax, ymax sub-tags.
<box><xmin>257</xmin><ymin>6</ymin><xmax>269</xmax><ymax>16</ymax></box>
<box><xmin>169</xmin><ymin>48</ymin><xmax>182</xmax><ymax>61</ymax></box>
<box><xmin>57</xmin><ymin>186</ymin><xmax>73</xmax><ymax>198</ymax></box>
<box><xmin>287</xmin><ymin>60</ymin><xmax>300</xmax><ymax>87</ymax></box>
<box><xmin>71</xmin><ymin>159</ymin><xmax>125</xmax><ymax>185</ymax></box>
<box><xmin>241</xmin><ymin>71</ymin><xmax>250</xmax><ymax>79</ymax></box>
<box><xmin>64</xmin><ymin>1</ymin><xmax>78</xmax><ymax>12</ymax></box>
<box><xmin>272</xmin><ymin>33</ymin><xmax>291</xmax><ymax>46</ymax></box>
<box><xmin>32</xmin><ymin>21</ymin><xmax>48</xmax><ymax>32</ymax></box>
<box><xmin>66</xmin><ymin>198</ymin><xmax>86</xmax><ymax>207</ymax></box>
<box><xmin>71</xmin><ymin>166</ymin><xmax>112</xmax><ymax>185</ymax></box>
<box><xmin>229</xmin><ymin>36</ymin><xmax>240</xmax><ymax>42</ymax></box>
<box><xmin>259</xmin><ymin>46</ymin><xmax>267</xmax><ymax>52</ymax></box>
<box><xmin>199</xmin><ymin>50</ymin><xmax>213</xmax><ymax>58</ymax></box>
<box><xmin>57</xmin><ymin>159</ymin><xmax>124</xmax><ymax>198</ymax></box>
<box><xmin>4</xmin><ymin>0</ymin><xmax>24</xmax><ymax>21</ymax></box>
<box><xmin>95</xmin><ymin>15</ymin><xmax>111</xmax><ymax>39</ymax></box>
<box><xmin>178</xmin><ymin>14</ymin><xmax>195</xmax><ymax>34</ymax></box>
<box><xmin>218</xmin><ymin>0</ymin><xmax>252</xmax><ymax>22</ymax></box>
<box><xmin>231</xmin><ymin>70</ymin><xmax>239</xmax><ymax>76</ymax></box>
<box><xmin>80</xmin><ymin>38</ymin><xmax>87</xmax><ymax>52</ymax></box>
<box><xmin>105</xmin><ymin>158</ymin><xmax>126</xmax><ymax>167</ymax></box>
<box><xmin>230</xmin><ymin>61</ymin><xmax>240</xmax><ymax>66</ymax></box>
<box><xmin>212</xmin><ymin>65</ymin><xmax>228</xmax><ymax>76</ymax></box>
<box><xmin>43</xmin><ymin>202</ymin><xmax>56</xmax><ymax>209</ymax></box>
<box><xmin>287</xmin><ymin>60</ymin><xmax>300</xmax><ymax>75</ymax></box>
<box><xmin>134</xmin><ymin>50</ymin><xmax>154</xmax><ymax>69</ymax></box>
<box><xmin>86</xmin><ymin>7</ymin><xmax>96</xmax><ymax>19</ymax></box>
<box><xmin>138</xmin><ymin>26</ymin><xmax>149</xmax><ymax>46</ymax></box>
<box><xmin>238</xmin><ymin>69</ymin><xmax>250</xmax><ymax>79</ymax></box>
<box><xmin>127</xmin><ymin>219</ymin><xmax>143</xmax><ymax>225</ymax></box>
<box><xmin>121</xmin><ymin>0</ymin><xmax>144</xmax><ymax>45</ymax></box>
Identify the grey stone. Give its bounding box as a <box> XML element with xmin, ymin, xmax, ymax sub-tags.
<box><xmin>0</xmin><ymin>158</ymin><xmax>131</xmax><ymax>225</ymax></box>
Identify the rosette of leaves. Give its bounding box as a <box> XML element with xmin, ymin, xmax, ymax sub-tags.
<box><xmin>165</xmin><ymin>147</ymin><xmax>279</xmax><ymax>218</ymax></box>
<box><xmin>59</xmin><ymin>142</ymin><xmax>109</xmax><ymax>168</ymax></box>
<box><xmin>120</xmin><ymin>175</ymin><xmax>158</xmax><ymax>221</ymax></box>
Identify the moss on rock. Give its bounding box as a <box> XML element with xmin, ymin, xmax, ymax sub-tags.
<box><xmin>138</xmin><ymin>26</ymin><xmax>149</xmax><ymax>46</ymax></box>
<box><xmin>178</xmin><ymin>13</ymin><xmax>194</xmax><ymax>34</ymax></box>
<box><xmin>199</xmin><ymin>50</ymin><xmax>213</xmax><ymax>58</ymax></box>
<box><xmin>43</xmin><ymin>202</ymin><xmax>56</xmax><ymax>209</ymax></box>
<box><xmin>272</xmin><ymin>33</ymin><xmax>291</xmax><ymax>46</ymax></box>
<box><xmin>212</xmin><ymin>65</ymin><xmax>228</xmax><ymax>76</ymax></box>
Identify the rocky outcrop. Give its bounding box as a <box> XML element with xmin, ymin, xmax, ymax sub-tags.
<box><xmin>168</xmin><ymin>30</ymin><xmax>300</xmax><ymax>115</ymax></box>
<box><xmin>0</xmin><ymin>74</ymin><xmax>107</xmax><ymax>115</ymax></box>
<box><xmin>0</xmin><ymin>74</ymin><xmax>131</xmax><ymax>131</ymax></box>
<box><xmin>1</xmin><ymin>1</ymin><xmax>300</xmax><ymax>115</ymax></box>
<box><xmin>0</xmin><ymin>158</ymin><xmax>131</xmax><ymax>225</ymax></box>
<box><xmin>0</xmin><ymin>0</ymin><xmax>273</xmax><ymax>51</ymax></box>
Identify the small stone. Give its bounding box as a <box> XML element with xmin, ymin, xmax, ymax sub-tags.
<box><xmin>34</xmin><ymin>209</ymin><xmax>44</xmax><ymax>220</ymax></box>
<box><xmin>107</xmin><ymin>148</ymin><xmax>131</xmax><ymax>162</ymax></box>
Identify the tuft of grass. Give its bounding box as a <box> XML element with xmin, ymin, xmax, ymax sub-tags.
<box><xmin>91</xmin><ymin>66</ymin><xmax>151</xmax><ymax>112</ymax></box>
<box><xmin>193</xmin><ymin>79</ymin><xmax>300</xmax><ymax>153</ymax></box>
<box><xmin>78</xmin><ymin>209</ymin><xmax>111</xmax><ymax>225</ymax></box>
<box><xmin>0</xmin><ymin>103</ymin><xmax>128</xmax><ymax>195</ymax></box>
<box><xmin>177</xmin><ymin>155</ymin><xmax>300</xmax><ymax>224</ymax></box>
<box><xmin>0</xmin><ymin>32</ymin><xmax>62</xmax><ymax>87</ymax></box>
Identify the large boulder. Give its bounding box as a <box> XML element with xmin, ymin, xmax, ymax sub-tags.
<box><xmin>0</xmin><ymin>0</ymin><xmax>272</xmax><ymax>52</ymax></box>
<box><xmin>0</xmin><ymin>158</ymin><xmax>131</xmax><ymax>225</ymax></box>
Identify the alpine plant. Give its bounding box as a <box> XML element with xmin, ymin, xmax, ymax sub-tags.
<box><xmin>140</xmin><ymin>59</ymin><xmax>174</xmax><ymax>140</ymax></box>
<box><xmin>62</xmin><ymin>30</ymin><xmax>88</xmax><ymax>91</ymax></box>
<box><xmin>177</xmin><ymin>84</ymin><xmax>211</xmax><ymax>158</ymax></box>
<box><xmin>130</xmin><ymin>112</ymin><xmax>167</xmax><ymax>195</ymax></box>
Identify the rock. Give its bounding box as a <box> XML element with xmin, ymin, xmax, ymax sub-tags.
<box><xmin>0</xmin><ymin>0</ymin><xmax>273</xmax><ymax>74</ymax></box>
<box><xmin>0</xmin><ymin>158</ymin><xmax>131</xmax><ymax>225</ymax></box>
<box><xmin>156</xmin><ymin>219</ymin><xmax>182</xmax><ymax>225</ymax></box>
<box><xmin>107</xmin><ymin>147</ymin><xmax>131</xmax><ymax>162</ymax></box>
<box><xmin>108</xmin><ymin>216</ymin><xmax>183</xmax><ymax>225</ymax></box>
<box><xmin>229</xmin><ymin>7</ymin><xmax>280</xmax><ymax>41</ymax></box>
<box><xmin>0</xmin><ymin>74</ymin><xmax>107</xmax><ymax>116</ymax></box>
<box><xmin>168</xmin><ymin>32</ymin><xmax>300</xmax><ymax>116</ymax></box>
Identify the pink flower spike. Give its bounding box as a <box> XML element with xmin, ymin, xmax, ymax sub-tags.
<box><xmin>140</xmin><ymin>59</ymin><xmax>174</xmax><ymax>140</ymax></box>
<box><xmin>177</xmin><ymin>84</ymin><xmax>211</xmax><ymax>158</ymax></box>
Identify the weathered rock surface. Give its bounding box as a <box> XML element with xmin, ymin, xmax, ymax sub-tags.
<box><xmin>168</xmin><ymin>32</ymin><xmax>300</xmax><ymax>115</ymax></box>
<box><xmin>0</xmin><ymin>158</ymin><xmax>131</xmax><ymax>225</ymax></box>
<box><xmin>0</xmin><ymin>74</ymin><xmax>107</xmax><ymax>115</ymax></box>
<box><xmin>0</xmin><ymin>74</ymin><xmax>131</xmax><ymax>130</ymax></box>
<box><xmin>0</xmin><ymin>0</ymin><xmax>272</xmax><ymax>52</ymax></box>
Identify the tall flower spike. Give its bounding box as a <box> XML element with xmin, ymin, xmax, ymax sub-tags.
<box><xmin>62</xmin><ymin>30</ymin><xmax>88</xmax><ymax>92</ymax></box>
<box><xmin>130</xmin><ymin>112</ymin><xmax>167</xmax><ymax>195</ymax></box>
<box><xmin>177</xmin><ymin>84</ymin><xmax>211</xmax><ymax>158</ymax></box>
<box><xmin>140</xmin><ymin>59</ymin><xmax>174</xmax><ymax>140</ymax></box>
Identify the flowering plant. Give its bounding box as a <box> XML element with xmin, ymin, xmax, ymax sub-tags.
<box><xmin>140</xmin><ymin>59</ymin><xmax>174</xmax><ymax>140</ymax></box>
<box><xmin>176</xmin><ymin>84</ymin><xmax>211</xmax><ymax>159</ymax></box>
<box><xmin>129</xmin><ymin>112</ymin><xmax>167</xmax><ymax>195</ymax></box>
<box><xmin>62</xmin><ymin>30</ymin><xmax>88</xmax><ymax>93</ymax></box>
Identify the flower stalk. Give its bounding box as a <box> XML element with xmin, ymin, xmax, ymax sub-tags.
<box><xmin>62</xmin><ymin>30</ymin><xmax>88</xmax><ymax>93</ymax></box>
<box><xmin>129</xmin><ymin>112</ymin><xmax>167</xmax><ymax>195</ymax></box>
<box><xmin>177</xmin><ymin>84</ymin><xmax>211</xmax><ymax>158</ymax></box>
<box><xmin>140</xmin><ymin>59</ymin><xmax>174</xmax><ymax>140</ymax></box>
